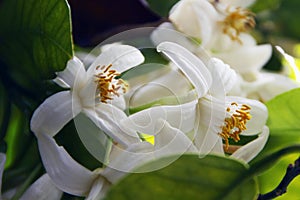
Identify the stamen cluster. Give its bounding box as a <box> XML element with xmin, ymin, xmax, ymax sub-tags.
<box><xmin>95</xmin><ymin>64</ymin><xmax>128</xmax><ymax>103</ymax></box>
<box><xmin>219</xmin><ymin>103</ymin><xmax>252</xmax><ymax>149</ymax></box>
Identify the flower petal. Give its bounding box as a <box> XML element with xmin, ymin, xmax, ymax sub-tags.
<box><xmin>54</xmin><ymin>57</ymin><xmax>86</xmax><ymax>88</ymax></box>
<box><xmin>151</xmin><ymin>22</ymin><xmax>197</xmax><ymax>52</ymax></box>
<box><xmin>169</xmin><ymin>0</ymin><xmax>219</xmax><ymax>47</ymax></box>
<box><xmin>87</xmin><ymin>45</ymin><xmax>145</xmax><ymax>76</ymax></box>
<box><xmin>85</xmin><ymin>177</ymin><xmax>111</xmax><ymax>200</ymax></box>
<box><xmin>19</xmin><ymin>174</ymin><xmax>63</xmax><ymax>200</ymax></box>
<box><xmin>195</xmin><ymin>95</ymin><xmax>226</xmax><ymax>156</ymax></box>
<box><xmin>216</xmin><ymin>44</ymin><xmax>272</xmax><ymax>74</ymax></box>
<box><xmin>84</xmin><ymin>104</ymin><xmax>140</xmax><ymax>148</ymax></box>
<box><xmin>207</xmin><ymin>58</ymin><xmax>237</xmax><ymax>97</ymax></box>
<box><xmin>220</xmin><ymin>0</ymin><xmax>256</xmax><ymax>8</ymax></box>
<box><xmin>30</xmin><ymin>91</ymin><xmax>81</xmax><ymax>137</ymax></box>
<box><xmin>37</xmin><ymin>133</ymin><xmax>96</xmax><ymax>196</ymax></box>
<box><xmin>157</xmin><ymin>42</ymin><xmax>212</xmax><ymax>98</ymax></box>
<box><xmin>226</xmin><ymin>96</ymin><xmax>268</xmax><ymax>135</ymax></box>
<box><xmin>127</xmin><ymin>66</ymin><xmax>193</xmax><ymax>107</ymax></box>
<box><xmin>122</xmin><ymin>100</ymin><xmax>197</xmax><ymax>134</ymax></box>
<box><xmin>258</xmin><ymin>72</ymin><xmax>299</xmax><ymax>102</ymax></box>
<box><xmin>231</xmin><ymin>126</ymin><xmax>269</xmax><ymax>163</ymax></box>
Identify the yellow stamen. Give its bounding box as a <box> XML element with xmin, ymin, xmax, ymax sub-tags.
<box><xmin>95</xmin><ymin>64</ymin><xmax>128</xmax><ymax>103</ymax></box>
<box><xmin>221</xmin><ymin>7</ymin><xmax>255</xmax><ymax>43</ymax></box>
<box><xmin>219</xmin><ymin>102</ymin><xmax>252</xmax><ymax>150</ymax></box>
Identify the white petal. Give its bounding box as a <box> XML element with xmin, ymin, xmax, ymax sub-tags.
<box><xmin>127</xmin><ymin>67</ymin><xmax>193</xmax><ymax>107</ymax></box>
<box><xmin>19</xmin><ymin>174</ymin><xmax>63</xmax><ymax>200</ymax></box>
<box><xmin>169</xmin><ymin>0</ymin><xmax>219</xmax><ymax>46</ymax></box>
<box><xmin>103</xmin><ymin>120</ymin><xmax>197</xmax><ymax>182</ymax></box>
<box><xmin>231</xmin><ymin>126</ymin><xmax>269</xmax><ymax>163</ymax></box>
<box><xmin>207</xmin><ymin>58</ymin><xmax>237</xmax><ymax>97</ymax></box>
<box><xmin>157</xmin><ymin>42</ymin><xmax>212</xmax><ymax>98</ymax></box>
<box><xmin>122</xmin><ymin>100</ymin><xmax>197</xmax><ymax>134</ymax></box>
<box><xmin>216</xmin><ymin>44</ymin><xmax>272</xmax><ymax>74</ymax></box>
<box><xmin>0</xmin><ymin>153</ymin><xmax>6</xmax><ymax>195</ymax></box>
<box><xmin>151</xmin><ymin>22</ymin><xmax>197</xmax><ymax>52</ymax></box>
<box><xmin>195</xmin><ymin>95</ymin><xmax>226</xmax><ymax>156</ymax></box>
<box><xmin>258</xmin><ymin>72</ymin><xmax>299</xmax><ymax>102</ymax></box>
<box><xmin>226</xmin><ymin>96</ymin><xmax>268</xmax><ymax>135</ymax></box>
<box><xmin>30</xmin><ymin>91</ymin><xmax>81</xmax><ymax>137</ymax></box>
<box><xmin>54</xmin><ymin>57</ymin><xmax>87</xmax><ymax>88</ymax></box>
<box><xmin>37</xmin><ymin>133</ymin><xmax>96</xmax><ymax>196</ymax></box>
<box><xmin>84</xmin><ymin>104</ymin><xmax>140</xmax><ymax>148</ymax></box>
<box><xmin>220</xmin><ymin>0</ymin><xmax>256</xmax><ymax>8</ymax></box>
<box><xmin>86</xmin><ymin>177</ymin><xmax>111</xmax><ymax>200</ymax></box>
<box><xmin>87</xmin><ymin>45</ymin><xmax>145</xmax><ymax>77</ymax></box>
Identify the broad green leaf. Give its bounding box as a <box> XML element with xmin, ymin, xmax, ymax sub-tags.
<box><xmin>144</xmin><ymin>0</ymin><xmax>179</xmax><ymax>17</ymax></box>
<box><xmin>105</xmin><ymin>155</ymin><xmax>258</xmax><ymax>200</ymax></box>
<box><xmin>0</xmin><ymin>0</ymin><xmax>73</xmax><ymax>91</ymax></box>
<box><xmin>255</xmin><ymin>88</ymin><xmax>300</xmax><ymax>160</ymax></box>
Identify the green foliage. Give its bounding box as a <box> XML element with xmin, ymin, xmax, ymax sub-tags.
<box><xmin>258</xmin><ymin>88</ymin><xmax>300</xmax><ymax>158</ymax></box>
<box><xmin>0</xmin><ymin>0</ymin><xmax>73</xmax><ymax>93</ymax></box>
<box><xmin>105</xmin><ymin>155</ymin><xmax>258</xmax><ymax>200</ymax></box>
<box><xmin>144</xmin><ymin>0</ymin><xmax>179</xmax><ymax>17</ymax></box>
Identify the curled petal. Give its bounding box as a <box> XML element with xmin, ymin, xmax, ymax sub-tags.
<box><xmin>20</xmin><ymin>174</ymin><xmax>63</xmax><ymax>200</ymax></box>
<box><xmin>231</xmin><ymin>126</ymin><xmax>269</xmax><ymax>162</ymax></box>
<box><xmin>151</xmin><ymin>22</ymin><xmax>197</xmax><ymax>52</ymax></box>
<box><xmin>157</xmin><ymin>42</ymin><xmax>212</xmax><ymax>98</ymax></box>
<box><xmin>54</xmin><ymin>57</ymin><xmax>86</xmax><ymax>88</ymax></box>
<box><xmin>87</xmin><ymin>45</ymin><xmax>145</xmax><ymax>77</ymax></box>
<box><xmin>30</xmin><ymin>91</ymin><xmax>81</xmax><ymax>137</ymax></box>
<box><xmin>37</xmin><ymin>133</ymin><xmax>96</xmax><ymax>196</ymax></box>
<box><xmin>220</xmin><ymin>0</ymin><xmax>256</xmax><ymax>8</ymax></box>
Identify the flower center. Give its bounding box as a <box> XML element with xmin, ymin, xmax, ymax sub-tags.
<box><xmin>221</xmin><ymin>7</ymin><xmax>255</xmax><ymax>43</ymax></box>
<box><xmin>219</xmin><ymin>102</ymin><xmax>252</xmax><ymax>150</ymax></box>
<box><xmin>95</xmin><ymin>64</ymin><xmax>128</xmax><ymax>103</ymax></box>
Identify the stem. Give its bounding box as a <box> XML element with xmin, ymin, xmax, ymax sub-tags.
<box><xmin>257</xmin><ymin>157</ymin><xmax>300</xmax><ymax>200</ymax></box>
<box><xmin>11</xmin><ymin>164</ymin><xmax>42</xmax><ymax>200</ymax></box>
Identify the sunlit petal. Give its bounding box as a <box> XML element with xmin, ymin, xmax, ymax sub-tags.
<box><xmin>85</xmin><ymin>177</ymin><xmax>111</xmax><ymax>200</ymax></box>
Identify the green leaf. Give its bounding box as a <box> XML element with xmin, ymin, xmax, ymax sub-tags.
<box><xmin>105</xmin><ymin>155</ymin><xmax>258</xmax><ymax>200</ymax></box>
<box><xmin>144</xmin><ymin>0</ymin><xmax>179</xmax><ymax>17</ymax></box>
<box><xmin>253</xmin><ymin>88</ymin><xmax>300</xmax><ymax>162</ymax></box>
<box><xmin>0</xmin><ymin>0</ymin><xmax>73</xmax><ymax>91</ymax></box>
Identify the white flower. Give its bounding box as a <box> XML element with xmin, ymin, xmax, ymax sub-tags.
<box><xmin>155</xmin><ymin>42</ymin><xmax>269</xmax><ymax>162</ymax></box>
<box><xmin>36</xmin><ymin>119</ymin><xmax>196</xmax><ymax>199</ymax></box>
<box><xmin>152</xmin><ymin>0</ymin><xmax>272</xmax><ymax>75</ymax></box>
<box><xmin>121</xmin><ymin>42</ymin><xmax>268</xmax><ymax>162</ymax></box>
<box><xmin>31</xmin><ymin>44</ymin><xmax>145</xmax><ymax>147</ymax></box>
<box><xmin>0</xmin><ymin>153</ymin><xmax>62</xmax><ymax>200</ymax></box>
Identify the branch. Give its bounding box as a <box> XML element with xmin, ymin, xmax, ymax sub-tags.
<box><xmin>257</xmin><ymin>156</ymin><xmax>300</xmax><ymax>200</ymax></box>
